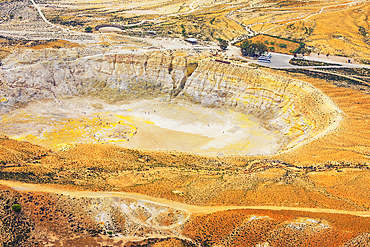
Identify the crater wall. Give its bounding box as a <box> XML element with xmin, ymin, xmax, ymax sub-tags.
<box><xmin>0</xmin><ymin>48</ymin><xmax>342</xmax><ymax>153</ymax></box>
<box><xmin>184</xmin><ymin>60</ymin><xmax>343</xmax><ymax>152</ymax></box>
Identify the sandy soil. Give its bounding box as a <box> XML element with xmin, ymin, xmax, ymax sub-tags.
<box><xmin>271</xmin><ymin>69</ymin><xmax>370</xmax><ymax>165</ymax></box>
<box><xmin>0</xmin><ymin>97</ymin><xmax>281</xmax><ymax>156</ymax></box>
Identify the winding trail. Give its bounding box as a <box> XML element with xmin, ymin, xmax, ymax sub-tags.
<box><xmin>260</xmin><ymin>0</ymin><xmax>367</xmax><ymax>33</ymax></box>
<box><xmin>29</xmin><ymin>0</ymin><xmax>99</xmax><ymax>41</ymax></box>
<box><xmin>97</xmin><ymin>0</ymin><xmax>201</xmax><ymax>29</ymax></box>
<box><xmin>1</xmin><ymin>180</ymin><xmax>370</xmax><ymax>217</ymax></box>
<box><xmin>226</xmin><ymin>0</ymin><xmax>367</xmax><ymax>38</ymax></box>
<box><xmin>30</xmin><ymin>0</ymin><xmax>59</xmax><ymax>29</ymax></box>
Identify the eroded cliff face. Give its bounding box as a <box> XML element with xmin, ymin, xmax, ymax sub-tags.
<box><xmin>0</xmin><ymin>48</ymin><xmax>342</xmax><ymax>154</ymax></box>
<box><xmin>184</xmin><ymin>61</ymin><xmax>343</xmax><ymax>152</ymax></box>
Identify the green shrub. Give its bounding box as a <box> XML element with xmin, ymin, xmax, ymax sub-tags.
<box><xmin>292</xmin><ymin>48</ymin><xmax>300</xmax><ymax>53</ymax></box>
<box><xmin>107</xmin><ymin>231</ymin><xmax>113</xmax><ymax>235</ymax></box>
<box><xmin>240</xmin><ymin>40</ymin><xmax>268</xmax><ymax>57</ymax></box>
<box><xmin>264</xmin><ymin>40</ymin><xmax>269</xmax><ymax>44</ymax></box>
<box><xmin>270</xmin><ymin>41</ymin><xmax>275</xmax><ymax>45</ymax></box>
<box><xmin>85</xmin><ymin>26</ymin><xmax>93</xmax><ymax>33</ymax></box>
<box><xmin>279</xmin><ymin>43</ymin><xmax>287</xmax><ymax>48</ymax></box>
<box><xmin>219</xmin><ymin>39</ymin><xmax>228</xmax><ymax>50</ymax></box>
<box><xmin>181</xmin><ymin>24</ymin><xmax>186</xmax><ymax>37</ymax></box>
<box><xmin>11</xmin><ymin>204</ymin><xmax>21</xmax><ymax>212</ymax></box>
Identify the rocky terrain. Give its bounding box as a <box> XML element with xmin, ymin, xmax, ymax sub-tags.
<box><xmin>0</xmin><ymin>0</ymin><xmax>98</xmax><ymax>42</ymax></box>
<box><xmin>0</xmin><ymin>43</ymin><xmax>370</xmax><ymax>246</ymax></box>
<box><xmin>1</xmin><ymin>181</ymin><xmax>370</xmax><ymax>246</ymax></box>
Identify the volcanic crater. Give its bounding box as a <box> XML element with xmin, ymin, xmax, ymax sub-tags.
<box><xmin>0</xmin><ymin>49</ymin><xmax>342</xmax><ymax>156</ymax></box>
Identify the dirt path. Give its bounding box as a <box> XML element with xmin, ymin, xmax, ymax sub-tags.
<box><xmin>261</xmin><ymin>0</ymin><xmax>366</xmax><ymax>33</ymax></box>
<box><xmin>1</xmin><ymin>180</ymin><xmax>370</xmax><ymax>217</ymax></box>
<box><xmin>29</xmin><ymin>0</ymin><xmax>99</xmax><ymax>42</ymax></box>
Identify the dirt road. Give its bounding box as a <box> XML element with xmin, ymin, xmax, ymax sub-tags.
<box><xmin>1</xmin><ymin>180</ymin><xmax>370</xmax><ymax>217</ymax></box>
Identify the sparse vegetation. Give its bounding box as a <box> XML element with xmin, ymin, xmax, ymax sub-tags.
<box><xmin>297</xmin><ymin>47</ymin><xmax>311</xmax><ymax>55</ymax></box>
<box><xmin>279</xmin><ymin>68</ymin><xmax>370</xmax><ymax>93</ymax></box>
<box><xmin>289</xmin><ymin>58</ymin><xmax>341</xmax><ymax>66</ymax></box>
<box><xmin>183</xmin><ymin>208</ymin><xmax>370</xmax><ymax>247</ymax></box>
<box><xmin>181</xmin><ymin>24</ymin><xmax>186</xmax><ymax>37</ymax></box>
<box><xmin>235</xmin><ymin>34</ymin><xmax>301</xmax><ymax>55</ymax></box>
<box><xmin>279</xmin><ymin>43</ymin><xmax>287</xmax><ymax>48</ymax></box>
<box><xmin>359</xmin><ymin>26</ymin><xmax>367</xmax><ymax>37</ymax></box>
<box><xmin>219</xmin><ymin>39</ymin><xmax>228</xmax><ymax>50</ymax></box>
<box><xmin>240</xmin><ymin>40</ymin><xmax>268</xmax><ymax>57</ymax></box>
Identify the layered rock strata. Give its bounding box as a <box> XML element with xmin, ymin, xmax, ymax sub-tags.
<box><xmin>0</xmin><ymin>48</ymin><xmax>342</xmax><ymax>154</ymax></box>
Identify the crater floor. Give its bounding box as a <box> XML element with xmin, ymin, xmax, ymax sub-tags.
<box><xmin>0</xmin><ymin>97</ymin><xmax>281</xmax><ymax>156</ymax></box>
